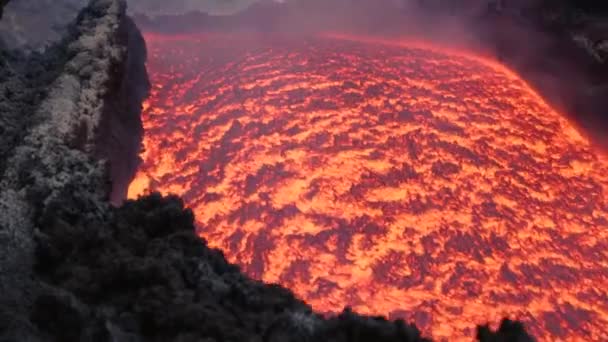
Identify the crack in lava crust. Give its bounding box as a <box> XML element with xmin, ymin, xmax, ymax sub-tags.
<box><xmin>129</xmin><ymin>33</ymin><xmax>608</xmax><ymax>340</ymax></box>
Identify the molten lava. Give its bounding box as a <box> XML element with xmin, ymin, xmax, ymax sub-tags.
<box><xmin>129</xmin><ymin>33</ymin><xmax>608</xmax><ymax>340</ymax></box>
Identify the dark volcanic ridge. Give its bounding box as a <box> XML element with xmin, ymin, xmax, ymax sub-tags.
<box><xmin>2</xmin><ymin>0</ymin><xmax>605</xmax><ymax>341</ymax></box>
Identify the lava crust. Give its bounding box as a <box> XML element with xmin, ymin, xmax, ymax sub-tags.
<box><xmin>129</xmin><ymin>33</ymin><xmax>608</xmax><ymax>340</ymax></box>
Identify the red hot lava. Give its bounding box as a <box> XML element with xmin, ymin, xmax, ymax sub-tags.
<box><xmin>129</xmin><ymin>33</ymin><xmax>608</xmax><ymax>341</ymax></box>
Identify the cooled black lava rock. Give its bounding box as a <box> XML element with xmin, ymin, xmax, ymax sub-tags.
<box><xmin>0</xmin><ymin>0</ymin><xmax>148</xmax><ymax>340</ymax></box>
<box><xmin>477</xmin><ymin>319</ymin><xmax>535</xmax><ymax>342</ymax></box>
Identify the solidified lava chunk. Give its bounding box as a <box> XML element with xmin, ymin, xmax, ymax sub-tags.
<box><xmin>129</xmin><ymin>33</ymin><xmax>608</xmax><ymax>340</ymax></box>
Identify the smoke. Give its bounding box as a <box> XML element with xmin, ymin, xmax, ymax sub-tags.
<box><xmin>11</xmin><ymin>0</ymin><xmax>603</xmax><ymax>136</ymax></box>
<box><xmin>0</xmin><ymin>0</ymin><xmax>88</xmax><ymax>50</ymax></box>
<box><xmin>0</xmin><ymin>0</ymin><xmax>272</xmax><ymax>51</ymax></box>
<box><xmin>126</xmin><ymin>0</ymin><xmax>262</xmax><ymax>16</ymax></box>
<box><xmin>0</xmin><ymin>0</ymin><xmax>485</xmax><ymax>50</ymax></box>
<box><xmin>130</xmin><ymin>0</ymin><xmax>608</xmax><ymax>153</ymax></box>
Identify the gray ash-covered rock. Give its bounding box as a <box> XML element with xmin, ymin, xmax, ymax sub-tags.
<box><xmin>0</xmin><ymin>0</ymin><xmax>148</xmax><ymax>339</ymax></box>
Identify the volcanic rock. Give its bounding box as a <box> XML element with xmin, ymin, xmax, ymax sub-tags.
<box><xmin>0</xmin><ymin>0</ymin><xmax>148</xmax><ymax>339</ymax></box>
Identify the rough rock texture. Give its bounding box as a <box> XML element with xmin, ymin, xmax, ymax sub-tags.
<box><xmin>0</xmin><ymin>0</ymin><xmax>148</xmax><ymax>339</ymax></box>
<box><xmin>93</xmin><ymin>14</ymin><xmax>150</xmax><ymax>204</ymax></box>
<box><xmin>31</xmin><ymin>193</ymin><xmax>430</xmax><ymax>341</ymax></box>
<box><xmin>0</xmin><ymin>0</ymin><xmax>149</xmax><ymax>194</ymax></box>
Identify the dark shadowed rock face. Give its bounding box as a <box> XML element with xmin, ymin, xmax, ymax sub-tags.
<box><xmin>94</xmin><ymin>14</ymin><xmax>150</xmax><ymax>204</ymax></box>
<box><xmin>32</xmin><ymin>194</ymin><xmax>312</xmax><ymax>341</ymax></box>
<box><xmin>477</xmin><ymin>319</ymin><xmax>535</xmax><ymax>342</ymax></box>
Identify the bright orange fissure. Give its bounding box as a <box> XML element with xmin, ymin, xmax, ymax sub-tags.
<box><xmin>129</xmin><ymin>33</ymin><xmax>608</xmax><ymax>341</ymax></box>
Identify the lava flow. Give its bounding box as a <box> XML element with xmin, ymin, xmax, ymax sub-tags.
<box><xmin>129</xmin><ymin>33</ymin><xmax>608</xmax><ymax>340</ymax></box>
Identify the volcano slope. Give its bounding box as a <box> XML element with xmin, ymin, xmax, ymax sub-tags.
<box><xmin>130</xmin><ymin>33</ymin><xmax>608</xmax><ymax>340</ymax></box>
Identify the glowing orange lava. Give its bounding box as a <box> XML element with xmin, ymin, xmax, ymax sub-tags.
<box><xmin>129</xmin><ymin>33</ymin><xmax>608</xmax><ymax>341</ymax></box>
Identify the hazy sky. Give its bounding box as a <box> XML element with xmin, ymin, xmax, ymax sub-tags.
<box><xmin>0</xmin><ymin>0</ymin><xmax>278</xmax><ymax>50</ymax></box>
<box><xmin>127</xmin><ymin>0</ymin><xmax>276</xmax><ymax>16</ymax></box>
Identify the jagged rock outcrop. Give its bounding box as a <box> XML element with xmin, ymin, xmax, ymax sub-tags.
<box><xmin>0</xmin><ymin>0</ymin><xmax>148</xmax><ymax>339</ymax></box>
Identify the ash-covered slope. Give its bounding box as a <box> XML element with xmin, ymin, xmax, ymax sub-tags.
<box><xmin>0</xmin><ymin>0</ymin><xmax>535</xmax><ymax>341</ymax></box>
<box><xmin>0</xmin><ymin>0</ymin><xmax>148</xmax><ymax>339</ymax></box>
